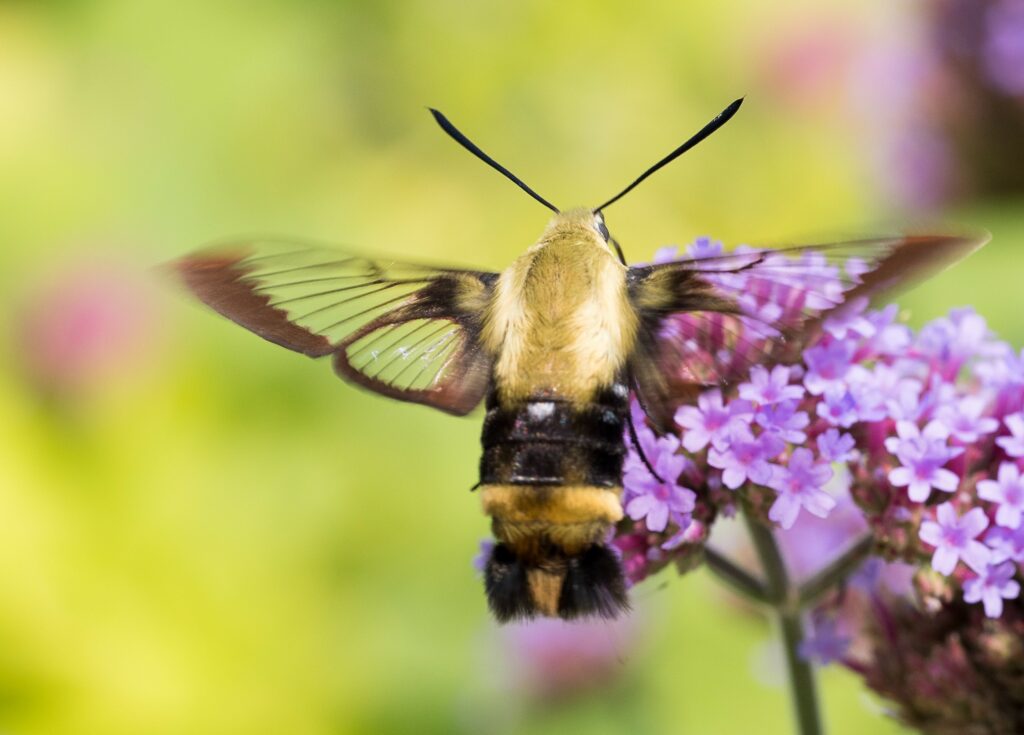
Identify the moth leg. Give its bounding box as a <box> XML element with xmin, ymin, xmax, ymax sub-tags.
<box><xmin>626</xmin><ymin>382</ymin><xmax>666</xmax><ymax>483</ymax></box>
<box><xmin>609</xmin><ymin>235</ymin><xmax>627</xmax><ymax>265</ymax></box>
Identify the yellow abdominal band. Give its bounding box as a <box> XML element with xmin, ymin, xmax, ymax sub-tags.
<box><xmin>480</xmin><ymin>484</ymin><xmax>624</xmax><ymax>525</ymax></box>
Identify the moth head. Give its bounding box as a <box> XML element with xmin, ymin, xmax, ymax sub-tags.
<box><xmin>537</xmin><ymin>208</ymin><xmax>615</xmax><ymax>253</ymax></box>
<box><xmin>483</xmin><ymin>542</ymin><xmax>629</xmax><ymax>623</ymax></box>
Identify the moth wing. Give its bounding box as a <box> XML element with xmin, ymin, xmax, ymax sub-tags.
<box><xmin>170</xmin><ymin>239</ymin><xmax>498</xmax><ymax>415</ymax></box>
<box><xmin>627</xmin><ymin>233</ymin><xmax>987</xmax><ymax>429</ymax></box>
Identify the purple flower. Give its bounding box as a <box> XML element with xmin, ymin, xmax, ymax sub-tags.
<box><xmin>885</xmin><ymin>420</ymin><xmax>962</xmax><ymax>502</ymax></box>
<box><xmin>625</xmin><ymin>436</ymin><xmax>696</xmax><ymax>533</ymax></box>
<box><xmin>984</xmin><ymin>0</ymin><xmax>1024</xmax><ymax>95</ymax></box>
<box><xmin>674</xmin><ymin>389</ymin><xmax>753</xmax><ymax>453</ymax></box>
<box><xmin>660</xmin><ymin>517</ymin><xmax>705</xmax><ymax>551</ymax></box>
<box><xmin>935</xmin><ymin>395</ymin><xmax>999</xmax><ymax>443</ymax></box>
<box><xmin>685</xmin><ymin>236</ymin><xmax>725</xmax><ymax>260</ymax></box>
<box><xmin>756</xmin><ymin>400</ymin><xmax>810</xmax><ymax>443</ymax></box>
<box><xmin>977</xmin><ymin>347</ymin><xmax>1024</xmax><ymax>389</ymax></box>
<box><xmin>792</xmin><ymin>252</ymin><xmax>844</xmax><ymax>309</ymax></box>
<box><xmin>708</xmin><ymin>429</ymin><xmax>784</xmax><ymax>490</ymax></box>
<box><xmin>817</xmin><ymin>428</ymin><xmax>856</xmax><ymax>463</ymax></box>
<box><xmin>864</xmin><ymin>363</ymin><xmax>925</xmax><ymax>421</ymax></box>
<box><xmin>963</xmin><ymin>561</ymin><xmax>1021</xmax><ymax>618</ymax></box>
<box><xmin>798</xmin><ymin>617</ymin><xmax>852</xmax><ymax>665</ymax></box>
<box><xmin>739</xmin><ymin>365</ymin><xmax>805</xmax><ymax>405</ymax></box>
<box><xmin>885</xmin><ymin>384</ymin><xmax>927</xmax><ymax>423</ymax></box>
<box><xmin>985</xmin><ymin>525</ymin><xmax>1024</xmax><ymax>564</ymax></box>
<box><xmin>996</xmin><ymin>413</ymin><xmax>1024</xmax><ymax>457</ymax></box>
<box><xmin>978</xmin><ymin>462</ymin><xmax>1024</xmax><ymax>529</ymax></box>
<box><xmin>917</xmin><ymin>308</ymin><xmax>993</xmax><ymax>363</ymax></box>
<box><xmin>823</xmin><ymin>297</ymin><xmax>875</xmax><ymax>340</ymax></box>
<box><xmin>868</xmin><ymin>306</ymin><xmax>913</xmax><ymax>355</ymax></box>
<box><xmin>919</xmin><ymin>503</ymin><xmax>991</xmax><ymax>575</ymax></box>
<box><xmin>768</xmin><ymin>448</ymin><xmax>836</xmax><ymax>530</ymax></box>
<box><xmin>846</xmin><ymin>377</ymin><xmax>889</xmax><ymax>423</ymax></box>
<box><xmin>473</xmin><ymin>539</ymin><xmax>495</xmax><ymax>573</ymax></box>
<box><xmin>816</xmin><ymin>388</ymin><xmax>859</xmax><ymax>428</ymax></box>
<box><xmin>737</xmin><ymin>294</ymin><xmax>784</xmax><ymax>327</ymax></box>
<box><xmin>652</xmin><ymin>245</ymin><xmax>682</xmax><ymax>264</ymax></box>
<box><xmin>803</xmin><ymin>339</ymin><xmax>856</xmax><ymax>396</ymax></box>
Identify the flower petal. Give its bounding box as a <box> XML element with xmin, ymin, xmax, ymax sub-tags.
<box><xmin>982</xmin><ymin>588</ymin><xmax>1004</xmax><ymax>618</ymax></box>
<box><xmin>996</xmin><ymin>504</ymin><xmax>1023</xmax><ymax>530</ymax></box>
<box><xmin>646</xmin><ymin>503</ymin><xmax>669</xmax><ymax>533</ymax></box>
<box><xmin>769</xmin><ymin>494</ymin><xmax>801</xmax><ymax>530</ymax></box>
<box><xmin>907</xmin><ymin>480</ymin><xmax>932</xmax><ymax>503</ymax></box>
<box><xmin>932</xmin><ymin>468</ymin><xmax>960</xmax><ymax>493</ymax></box>
<box><xmin>919</xmin><ymin>521</ymin><xmax>943</xmax><ymax>546</ymax></box>
<box><xmin>962</xmin><ymin>507</ymin><xmax>990</xmax><ymax>538</ymax></box>
<box><xmin>625</xmin><ymin>495</ymin><xmax>655</xmax><ymax>520</ymax></box>
<box><xmin>961</xmin><ymin>541</ymin><xmax>992</xmax><ymax>574</ymax></box>
<box><xmin>932</xmin><ymin>546</ymin><xmax>958</xmax><ymax>576</ymax></box>
<box><xmin>977</xmin><ymin>479</ymin><xmax>1001</xmax><ymax>503</ymax></box>
<box><xmin>936</xmin><ymin>502</ymin><xmax>957</xmax><ymax>527</ymax></box>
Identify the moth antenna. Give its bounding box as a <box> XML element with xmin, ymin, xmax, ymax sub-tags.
<box><xmin>428</xmin><ymin>108</ymin><xmax>560</xmax><ymax>214</ymax></box>
<box><xmin>595</xmin><ymin>97</ymin><xmax>744</xmax><ymax>212</ymax></box>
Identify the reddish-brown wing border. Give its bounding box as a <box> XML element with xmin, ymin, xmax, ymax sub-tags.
<box><xmin>170</xmin><ymin>240</ymin><xmax>499</xmax><ymax>415</ymax></box>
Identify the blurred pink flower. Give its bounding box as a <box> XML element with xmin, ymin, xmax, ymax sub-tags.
<box><xmin>17</xmin><ymin>259</ymin><xmax>163</xmax><ymax>400</ymax></box>
<box><xmin>756</xmin><ymin>18</ymin><xmax>856</xmax><ymax>110</ymax></box>
<box><xmin>499</xmin><ymin>617</ymin><xmax>634</xmax><ymax>702</ymax></box>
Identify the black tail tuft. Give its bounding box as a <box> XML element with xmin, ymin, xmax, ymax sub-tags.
<box><xmin>484</xmin><ymin>543</ymin><xmax>536</xmax><ymax>622</ymax></box>
<box><xmin>557</xmin><ymin>544</ymin><xmax>629</xmax><ymax>620</ymax></box>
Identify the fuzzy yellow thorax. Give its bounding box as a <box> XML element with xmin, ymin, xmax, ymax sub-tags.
<box><xmin>481</xmin><ymin>208</ymin><xmax>639</xmax><ymax>405</ymax></box>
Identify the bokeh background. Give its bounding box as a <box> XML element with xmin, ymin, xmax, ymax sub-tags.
<box><xmin>1</xmin><ymin>1</ymin><xmax>1022</xmax><ymax>733</ymax></box>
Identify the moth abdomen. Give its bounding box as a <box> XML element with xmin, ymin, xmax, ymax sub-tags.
<box><xmin>482</xmin><ymin>541</ymin><xmax>629</xmax><ymax>622</ymax></box>
<box><xmin>479</xmin><ymin>384</ymin><xmax>630</xmax><ymax>488</ymax></box>
<box><xmin>477</xmin><ymin>382</ymin><xmax>631</xmax><ymax>620</ymax></box>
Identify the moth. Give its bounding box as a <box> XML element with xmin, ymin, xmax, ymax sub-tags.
<box><xmin>171</xmin><ymin>99</ymin><xmax>985</xmax><ymax>622</ymax></box>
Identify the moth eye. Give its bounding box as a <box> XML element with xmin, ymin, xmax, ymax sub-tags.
<box><xmin>594</xmin><ymin>213</ymin><xmax>611</xmax><ymax>242</ymax></box>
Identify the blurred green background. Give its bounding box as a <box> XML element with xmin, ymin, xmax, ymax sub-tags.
<box><xmin>1</xmin><ymin>2</ymin><xmax>1022</xmax><ymax>734</ymax></box>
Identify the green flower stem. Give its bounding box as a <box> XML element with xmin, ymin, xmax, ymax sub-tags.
<box><xmin>703</xmin><ymin>515</ymin><xmax>874</xmax><ymax>733</ymax></box>
<box><xmin>743</xmin><ymin>512</ymin><xmax>824</xmax><ymax>735</ymax></box>
<box><xmin>776</xmin><ymin>606</ymin><xmax>823</xmax><ymax>735</ymax></box>
<box><xmin>704</xmin><ymin>546</ymin><xmax>771</xmax><ymax>604</ymax></box>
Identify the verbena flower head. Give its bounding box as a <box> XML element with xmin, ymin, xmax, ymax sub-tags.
<box><xmin>614</xmin><ymin>237</ymin><xmax>1022</xmax><ymax>629</ymax></box>
<box><xmin>606</xmin><ymin>236</ymin><xmax>1024</xmax><ymax>732</ymax></box>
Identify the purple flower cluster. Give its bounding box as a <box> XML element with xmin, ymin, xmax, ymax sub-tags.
<box><xmin>614</xmin><ymin>238</ymin><xmax>1023</xmax><ymax>622</ymax></box>
<box><xmin>983</xmin><ymin>0</ymin><xmax>1024</xmax><ymax>95</ymax></box>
